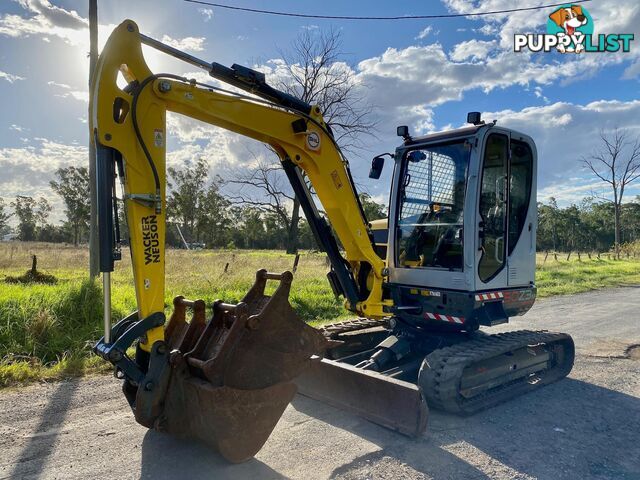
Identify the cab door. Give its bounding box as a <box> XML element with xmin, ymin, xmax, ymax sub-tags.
<box><xmin>477</xmin><ymin>132</ymin><xmax>510</xmax><ymax>288</ymax></box>
<box><xmin>476</xmin><ymin>131</ymin><xmax>536</xmax><ymax>289</ymax></box>
<box><xmin>505</xmin><ymin>138</ymin><xmax>536</xmax><ymax>287</ymax></box>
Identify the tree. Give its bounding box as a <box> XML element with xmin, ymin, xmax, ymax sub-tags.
<box><xmin>582</xmin><ymin>128</ymin><xmax>640</xmax><ymax>257</ymax></box>
<box><xmin>538</xmin><ymin>198</ymin><xmax>560</xmax><ymax>251</ymax></box>
<box><xmin>166</xmin><ymin>158</ymin><xmax>209</xmax><ymax>243</ymax></box>
<box><xmin>50</xmin><ymin>166</ymin><xmax>90</xmax><ymax>245</ymax></box>
<box><xmin>277</xmin><ymin>29</ymin><xmax>377</xmax><ymax>254</ymax></box>
<box><xmin>0</xmin><ymin>198</ymin><xmax>11</xmax><ymax>235</ymax></box>
<box><xmin>275</xmin><ymin>28</ymin><xmax>376</xmax><ymax>152</ymax></box>
<box><xmin>359</xmin><ymin>193</ymin><xmax>386</xmax><ymax>222</ymax></box>
<box><xmin>35</xmin><ymin>197</ymin><xmax>51</xmax><ymax>230</ymax></box>
<box><xmin>224</xmin><ymin>158</ymin><xmax>294</xmax><ymax>249</ymax></box>
<box><xmin>11</xmin><ymin>196</ymin><xmax>37</xmax><ymax>241</ymax></box>
<box><xmin>228</xmin><ymin>28</ymin><xmax>376</xmax><ymax>254</ymax></box>
<box><xmin>197</xmin><ymin>181</ymin><xmax>231</xmax><ymax>248</ymax></box>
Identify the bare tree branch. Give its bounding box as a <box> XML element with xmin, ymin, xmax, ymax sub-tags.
<box><xmin>224</xmin><ymin>28</ymin><xmax>377</xmax><ymax>253</ymax></box>
<box><xmin>582</xmin><ymin>127</ymin><xmax>640</xmax><ymax>257</ymax></box>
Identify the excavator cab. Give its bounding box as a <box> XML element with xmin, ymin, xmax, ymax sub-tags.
<box><xmin>385</xmin><ymin>121</ymin><xmax>538</xmax><ymax>329</ymax></box>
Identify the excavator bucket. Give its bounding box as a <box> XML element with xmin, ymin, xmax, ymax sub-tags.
<box><xmin>131</xmin><ymin>270</ymin><xmax>329</xmax><ymax>463</ymax></box>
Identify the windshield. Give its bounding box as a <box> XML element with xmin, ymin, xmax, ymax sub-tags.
<box><xmin>396</xmin><ymin>140</ymin><xmax>470</xmax><ymax>271</ymax></box>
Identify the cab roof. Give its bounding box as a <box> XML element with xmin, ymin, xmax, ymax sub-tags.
<box><xmin>401</xmin><ymin>123</ymin><xmax>534</xmax><ymax>148</ymax></box>
<box><xmin>403</xmin><ymin>124</ymin><xmax>483</xmax><ymax>146</ymax></box>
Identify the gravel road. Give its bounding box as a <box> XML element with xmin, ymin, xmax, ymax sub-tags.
<box><xmin>1</xmin><ymin>287</ymin><xmax>639</xmax><ymax>480</ymax></box>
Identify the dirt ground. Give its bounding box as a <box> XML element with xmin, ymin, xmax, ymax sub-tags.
<box><xmin>1</xmin><ymin>287</ymin><xmax>640</xmax><ymax>480</ymax></box>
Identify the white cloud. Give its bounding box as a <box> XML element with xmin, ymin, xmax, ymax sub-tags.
<box><xmin>477</xmin><ymin>24</ymin><xmax>497</xmax><ymax>36</ymax></box>
<box><xmin>481</xmin><ymin>100</ymin><xmax>640</xmax><ymax>193</ymax></box>
<box><xmin>47</xmin><ymin>80</ymin><xmax>88</xmax><ymax>102</ymax></box>
<box><xmin>534</xmin><ymin>86</ymin><xmax>549</xmax><ymax>103</ymax></box>
<box><xmin>0</xmin><ymin>70</ymin><xmax>25</xmax><ymax>83</ymax></box>
<box><xmin>165</xmin><ymin>112</ymin><xmax>265</xmax><ymax>177</ymax></box>
<box><xmin>450</xmin><ymin>40</ymin><xmax>496</xmax><ymax>62</ymax></box>
<box><xmin>415</xmin><ymin>26</ymin><xmax>436</xmax><ymax>40</ymax></box>
<box><xmin>0</xmin><ymin>0</ymin><xmax>88</xmax><ymax>45</ymax></box>
<box><xmin>441</xmin><ymin>0</ymin><xmax>640</xmax><ymax>79</ymax></box>
<box><xmin>538</xmin><ymin>179</ymin><xmax>619</xmax><ymax>204</ymax></box>
<box><xmin>161</xmin><ymin>35</ymin><xmax>206</xmax><ymax>52</ymax></box>
<box><xmin>199</xmin><ymin>8</ymin><xmax>214</xmax><ymax>22</ymax></box>
<box><xmin>0</xmin><ymin>137</ymin><xmax>87</xmax><ymax>222</ymax></box>
<box><xmin>47</xmin><ymin>80</ymin><xmax>70</xmax><ymax>89</ymax></box>
<box><xmin>356</xmin><ymin>44</ymin><xmax>560</xmax><ymax>112</ymax></box>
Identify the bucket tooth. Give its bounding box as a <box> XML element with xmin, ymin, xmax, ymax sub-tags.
<box><xmin>164</xmin><ymin>297</ymin><xmax>207</xmax><ymax>352</ymax></box>
<box><xmin>184</xmin><ymin>269</ymin><xmax>330</xmax><ymax>389</ymax></box>
<box><xmin>143</xmin><ymin>270</ymin><xmax>329</xmax><ymax>463</ymax></box>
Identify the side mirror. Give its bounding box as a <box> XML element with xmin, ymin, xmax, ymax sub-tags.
<box><xmin>369</xmin><ymin>156</ymin><xmax>385</xmax><ymax>179</ymax></box>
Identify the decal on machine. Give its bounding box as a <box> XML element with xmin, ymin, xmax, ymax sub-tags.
<box><xmin>425</xmin><ymin>312</ymin><xmax>465</xmax><ymax>324</ymax></box>
<box><xmin>305</xmin><ymin>131</ymin><xmax>321</xmax><ymax>151</ymax></box>
<box><xmin>410</xmin><ymin>288</ymin><xmax>442</xmax><ymax>298</ymax></box>
<box><xmin>154</xmin><ymin>129</ymin><xmax>164</xmax><ymax>148</ymax></box>
<box><xmin>330</xmin><ymin>170</ymin><xmax>343</xmax><ymax>189</ymax></box>
<box><xmin>142</xmin><ymin>215</ymin><xmax>160</xmax><ymax>265</ymax></box>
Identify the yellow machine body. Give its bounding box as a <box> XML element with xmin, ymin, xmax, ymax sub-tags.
<box><xmin>90</xmin><ymin>21</ymin><xmax>391</xmax><ymax>351</ymax></box>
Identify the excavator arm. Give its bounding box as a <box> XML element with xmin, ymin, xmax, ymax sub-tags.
<box><xmin>91</xmin><ymin>21</ymin><xmax>390</xmax><ymax>352</ymax></box>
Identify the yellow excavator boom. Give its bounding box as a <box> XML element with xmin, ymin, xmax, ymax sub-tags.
<box><xmin>90</xmin><ymin>20</ymin><xmax>390</xmax><ymax>353</ymax></box>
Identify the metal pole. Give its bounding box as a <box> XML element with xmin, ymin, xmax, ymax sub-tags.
<box><xmin>103</xmin><ymin>272</ymin><xmax>112</xmax><ymax>343</ymax></box>
<box><xmin>88</xmin><ymin>0</ymin><xmax>99</xmax><ymax>278</ymax></box>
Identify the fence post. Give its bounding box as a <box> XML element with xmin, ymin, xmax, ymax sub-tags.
<box><xmin>224</xmin><ymin>262</ymin><xmax>229</xmax><ymax>273</ymax></box>
<box><xmin>292</xmin><ymin>253</ymin><xmax>301</xmax><ymax>273</ymax></box>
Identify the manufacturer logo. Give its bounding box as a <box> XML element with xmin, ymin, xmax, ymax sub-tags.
<box><xmin>305</xmin><ymin>131</ymin><xmax>321</xmax><ymax>151</ymax></box>
<box><xmin>142</xmin><ymin>215</ymin><xmax>160</xmax><ymax>265</ymax></box>
<box><xmin>514</xmin><ymin>4</ymin><xmax>634</xmax><ymax>54</ymax></box>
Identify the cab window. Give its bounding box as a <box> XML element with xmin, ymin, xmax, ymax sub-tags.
<box><xmin>478</xmin><ymin>134</ymin><xmax>508</xmax><ymax>282</ymax></box>
<box><xmin>396</xmin><ymin>141</ymin><xmax>470</xmax><ymax>271</ymax></box>
<box><xmin>508</xmin><ymin>140</ymin><xmax>533</xmax><ymax>255</ymax></box>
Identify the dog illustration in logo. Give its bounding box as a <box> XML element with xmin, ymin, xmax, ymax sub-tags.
<box><xmin>549</xmin><ymin>5</ymin><xmax>588</xmax><ymax>53</ymax></box>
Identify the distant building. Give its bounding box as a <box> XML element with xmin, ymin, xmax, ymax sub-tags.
<box><xmin>2</xmin><ymin>233</ymin><xmax>18</xmax><ymax>242</ymax></box>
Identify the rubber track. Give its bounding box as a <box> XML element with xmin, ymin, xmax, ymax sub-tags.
<box><xmin>317</xmin><ymin>318</ymin><xmax>390</xmax><ymax>338</ymax></box>
<box><xmin>419</xmin><ymin>330</ymin><xmax>575</xmax><ymax>415</ymax></box>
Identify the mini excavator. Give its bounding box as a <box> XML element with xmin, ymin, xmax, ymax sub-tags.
<box><xmin>91</xmin><ymin>21</ymin><xmax>575</xmax><ymax>463</ymax></box>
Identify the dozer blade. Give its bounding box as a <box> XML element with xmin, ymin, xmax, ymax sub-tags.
<box><xmin>296</xmin><ymin>357</ymin><xmax>428</xmax><ymax>437</ymax></box>
<box><xmin>131</xmin><ymin>270</ymin><xmax>329</xmax><ymax>463</ymax></box>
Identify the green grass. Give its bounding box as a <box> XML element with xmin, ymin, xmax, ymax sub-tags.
<box><xmin>1</xmin><ymin>242</ymin><xmax>639</xmax><ymax>387</ymax></box>
<box><xmin>536</xmin><ymin>255</ymin><xmax>640</xmax><ymax>297</ymax></box>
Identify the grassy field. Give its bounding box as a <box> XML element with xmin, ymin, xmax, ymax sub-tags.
<box><xmin>1</xmin><ymin>242</ymin><xmax>639</xmax><ymax>387</ymax></box>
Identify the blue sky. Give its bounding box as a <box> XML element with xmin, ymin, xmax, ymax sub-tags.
<box><xmin>1</xmin><ymin>0</ymin><xmax>639</xmax><ymax>223</ymax></box>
